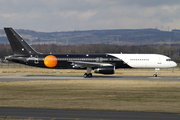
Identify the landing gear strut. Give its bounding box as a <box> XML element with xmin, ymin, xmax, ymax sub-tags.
<box><xmin>83</xmin><ymin>67</ymin><xmax>92</xmax><ymax>78</ymax></box>
<box><xmin>153</xmin><ymin>68</ymin><xmax>160</xmax><ymax>77</ymax></box>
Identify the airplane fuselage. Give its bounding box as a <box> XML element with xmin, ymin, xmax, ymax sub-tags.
<box><xmin>6</xmin><ymin>53</ymin><xmax>177</xmax><ymax>69</ymax></box>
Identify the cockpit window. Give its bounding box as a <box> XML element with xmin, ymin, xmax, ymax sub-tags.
<box><xmin>166</xmin><ymin>59</ymin><xmax>172</xmax><ymax>61</ymax></box>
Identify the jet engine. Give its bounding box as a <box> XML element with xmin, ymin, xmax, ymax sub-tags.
<box><xmin>94</xmin><ymin>66</ymin><xmax>115</xmax><ymax>74</ymax></box>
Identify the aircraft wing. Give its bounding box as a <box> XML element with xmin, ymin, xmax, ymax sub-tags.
<box><xmin>71</xmin><ymin>61</ymin><xmax>114</xmax><ymax>68</ymax></box>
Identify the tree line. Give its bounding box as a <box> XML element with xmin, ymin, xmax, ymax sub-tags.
<box><xmin>0</xmin><ymin>44</ymin><xmax>180</xmax><ymax>62</ymax></box>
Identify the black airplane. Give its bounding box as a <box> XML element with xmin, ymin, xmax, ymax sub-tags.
<box><xmin>4</xmin><ymin>28</ymin><xmax>177</xmax><ymax>77</ymax></box>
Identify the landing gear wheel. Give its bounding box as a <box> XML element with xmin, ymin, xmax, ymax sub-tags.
<box><xmin>87</xmin><ymin>73</ymin><xmax>92</xmax><ymax>78</ymax></box>
<box><xmin>153</xmin><ymin>74</ymin><xmax>157</xmax><ymax>77</ymax></box>
<box><xmin>83</xmin><ymin>73</ymin><xmax>88</xmax><ymax>78</ymax></box>
<box><xmin>83</xmin><ymin>73</ymin><xmax>92</xmax><ymax>78</ymax></box>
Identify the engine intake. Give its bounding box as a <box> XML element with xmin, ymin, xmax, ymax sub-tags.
<box><xmin>94</xmin><ymin>66</ymin><xmax>115</xmax><ymax>74</ymax></box>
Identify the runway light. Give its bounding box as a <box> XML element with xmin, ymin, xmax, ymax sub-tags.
<box><xmin>44</xmin><ymin>55</ymin><xmax>57</xmax><ymax>68</ymax></box>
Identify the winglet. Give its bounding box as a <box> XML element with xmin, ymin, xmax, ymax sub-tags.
<box><xmin>4</xmin><ymin>28</ymin><xmax>38</xmax><ymax>56</ymax></box>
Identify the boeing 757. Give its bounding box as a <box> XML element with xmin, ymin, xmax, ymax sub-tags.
<box><xmin>4</xmin><ymin>28</ymin><xmax>177</xmax><ymax>78</ymax></box>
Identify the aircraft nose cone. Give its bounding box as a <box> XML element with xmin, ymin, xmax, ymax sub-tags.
<box><xmin>172</xmin><ymin>62</ymin><xmax>177</xmax><ymax>67</ymax></box>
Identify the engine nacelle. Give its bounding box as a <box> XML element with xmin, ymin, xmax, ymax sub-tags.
<box><xmin>94</xmin><ymin>66</ymin><xmax>115</xmax><ymax>74</ymax></box>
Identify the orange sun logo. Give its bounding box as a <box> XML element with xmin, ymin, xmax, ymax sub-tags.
<box><xmin>44</xmin><ymin>55</ymin><xmax>57</xmax><ymax>68</ymax></box>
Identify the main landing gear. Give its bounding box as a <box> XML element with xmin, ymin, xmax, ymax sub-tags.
<box><xmin>153</xmin><ymin>68</ymin><xmax>160</xmax><ymax>77</ymax></box>
<box><xmin>83</xmin><ymin>67</ymin><xmax>92</xmax><ymax>78</ymax></box>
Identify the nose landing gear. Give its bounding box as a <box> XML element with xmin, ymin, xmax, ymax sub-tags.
<box><xmin>153</xmin><ymin>68</ymin><xmax>160</xmax><ymax>77</ymax></box>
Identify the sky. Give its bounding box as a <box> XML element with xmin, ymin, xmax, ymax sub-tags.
<box><xmin>0</xmin><ymin>0</ymin><xmax>180</xmax><ymax>32</ymax></box>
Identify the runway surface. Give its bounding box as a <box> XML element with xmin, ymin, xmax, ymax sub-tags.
<box><xmin>0</xmin><ymin>108</ymin><xmax>180</xmax><ymax>120</ymax></box>
<box><xmin>0</xmin><ymin>74</ymin><xmax>180</xmax><ymax>82</ymax></box>
<box><xmin>0</xmin><ymin>75</ymin><xmax>180</xmax><ymax>120</ymax></box>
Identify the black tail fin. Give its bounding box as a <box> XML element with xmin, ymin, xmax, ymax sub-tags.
<box><xmin>4</xmin><ymin>28</ymin><xmax>38</xmax><ymax>56</ymax></box>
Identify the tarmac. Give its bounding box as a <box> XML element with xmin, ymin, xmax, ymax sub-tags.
<box><xmin>0</xmin><ymin>74</ymin><xmax>180</xmax><ymax>82</ymax></box>
<box><xmin>0</xmin><ymin>108</ymin><xmax>180</xmax><ymax>120</ymax></box>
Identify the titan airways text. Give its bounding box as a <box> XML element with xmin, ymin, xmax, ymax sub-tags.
<box><xmin>4</xmin><ymin>28</ymin><xmax>177</xmax><ymax>78</ymax></box>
